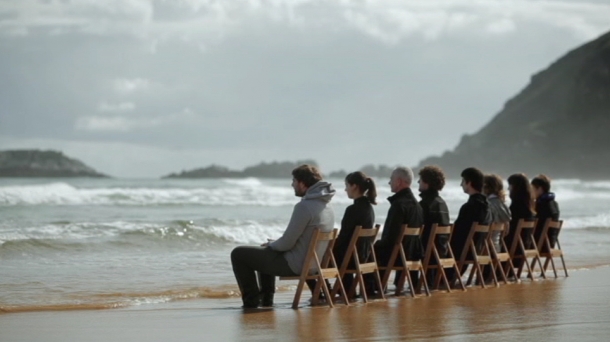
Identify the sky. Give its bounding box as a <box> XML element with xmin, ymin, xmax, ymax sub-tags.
<box><xmin>1</xmin><ymin>0</ymin><xmax>609</xmax><ymax>178</ymax></box>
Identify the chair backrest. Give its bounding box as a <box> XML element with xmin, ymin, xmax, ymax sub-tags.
<box><xmin>302</xmin><ymin>228</ymin><xmax>339</xmax><ymax>275</ymax></box>
<box><xmin>488</xmin><ymin>221</ymin><xmax>509</xmax><ymax>253</ymax></box>
<box><xmin>536</xmin><ymin>219</ymin><xmax>563</xmax><ymax>251</ymax></box>
<box><xmin>510</xmin><ymin>219</ymin><xmax>536</xmax><ymax>255</ymax></box>
<box><xmin>422</xmin><ymin>224</ymin><xmax>453</xmax><ymax>267</ymax></box>
<box><xmin>340</xmin><ymin>224</ymin><xmax>380</xmax><ymax>271</ymax></box>
<box><xmin>458</xmin><ymin>222</ymin><xmax>490</xmax><ymax>264</ymax></box>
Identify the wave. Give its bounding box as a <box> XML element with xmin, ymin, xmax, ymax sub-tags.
<box><xmin>0</xmin><ymin>182</ymin><xmax>354</xmax><ymax>206</ymax></box>
<box><xmin>0</xmin><ymin>284</ymin><xmax>296</xmax><ymax>314</ymax></box>
<box><xmin>0</xmin><ymin>219</ymin><xmax>290</xmax><ymax>252</ymax></box>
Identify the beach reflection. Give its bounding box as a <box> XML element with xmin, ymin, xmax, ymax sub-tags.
<box><xmin>236</xmin><ymin>279</ymin><xmax>564</xmax><ymax>340</ymax></box>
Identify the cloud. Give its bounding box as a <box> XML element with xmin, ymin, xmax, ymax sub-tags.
<box><xmin>113</xmin><ymin>78</ymin><xmax>150</xmax><ymax>94</ymax></box>
<box><xmin>97</xmin><ymin>101</ymin><xmax>136</xmax><ymax>112</ymax></box>
<box><xmin>1</xmin><ymin>0</ymin><xmax>609</xmax><ymax>42</ymax></box>
<box><xmin>75</xmin><ymin>116</ymin><xmax>134</xmax><ymax>132</ymax></box>
<box><xmin>75</xmin><ymin>107</ymin><xmax>196</xmax><ymax>132</ymax></box>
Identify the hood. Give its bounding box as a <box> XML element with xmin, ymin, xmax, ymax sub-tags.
<box><xmin>303</xmin><ymin>181</ymin><xmax>336</xmax><ymax>203</ymax></box>
<box><xmin>539</xmin><ymin>192</ymin><xmax>556</xmax><ymax>201</ymax></box>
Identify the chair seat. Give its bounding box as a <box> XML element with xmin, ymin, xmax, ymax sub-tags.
<box><xmin>439</xmin><ymin>258</ymin><xmax>457</xmax><ymax>267</ymax></box>
<box><xmin>523</xmin><ymin>250</ymin><xmax>539</xmax><ymax>257</ymax></box>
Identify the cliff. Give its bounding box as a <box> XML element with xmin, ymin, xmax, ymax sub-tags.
<box><xmin>416</xmin><ymin>30</ymin><xmax>610</xmax><ymax>179</ymax></box>
<box><xmin>162</xmin><ymin>160</ymin><xmax>318</xmax><ymax>178</ymax></box>
<box><xmin>0</xmin><ymin>150</ymin><xmax>108</xmax><ymax>177</ymax></box>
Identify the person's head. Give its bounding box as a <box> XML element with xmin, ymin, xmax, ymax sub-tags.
<box><xmin>389</xmin><ymin>167</ymin><xmax>414</xmax><ymax>193</ymax></box>
<box><xmin>483</xmin><ymin>174</ymin><xmax>506</xmax><ymax>201</ymax></box>
<box><xmin>344</xmin><ymin>171</ymin><xmax>377</xmax><ymax>204</ymax></box>
<box><xmin>531</xmin><ymin>174</ymin><xmax>552</xmax><ymax>198</ymax></box>
<box><xmin>508</xmin><ymin>173</ymin><xmax>535</xmax><ymax>213</ymax></box>
<box><xmin>291</xmin><ymin>164</ymin><xmax>322</xmax><ymax>197</ymax></box>
<box><xmin>418</xmin><ymin>165</ymin><xmax>446</xmax><ymax>193</ymax></box>
<box><xmin>460</xmin><ymin>167</ymin><xmax>484</xmax><ymax>195</ymax></box>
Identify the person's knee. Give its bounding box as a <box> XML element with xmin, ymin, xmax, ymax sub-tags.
<box><xmin>231</xmin><ymin>246</ymin><xmax>246</xmax><ymax>263</ymax></box>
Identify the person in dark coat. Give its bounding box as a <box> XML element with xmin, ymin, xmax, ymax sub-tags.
<box><xmin>446</xmin><ymin>167</ymin><xmax>492</xmax><ymax>284</ymax></box>
<box><xmin>417</xmin><ymin>165</ymin><xmax>450</xmax><ymax>288</ymax></box>
<box><xmin>369</xmin><ymin>166</ymin><xmax>424</xmax><ymax>293</ymax></box>
<box><xmin>531</xmin><ymin>174</ymin><xmax>560</xmax><ymax>251</ymax></box>
<box><xmin>307</xmin><ymin>171</ymin><xmax>377</xmax><ymax>298</ymax></box>
<box><xmin>504</xmin><ymin>173</ymin><xmax>536</xmax><ymax>269</ymax></box>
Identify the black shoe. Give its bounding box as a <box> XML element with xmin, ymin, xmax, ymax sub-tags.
<box><xmin>242</xmin><ymin>293</ymin><xmax>261</xmax><ymax>308</ymax></box>
<box><xmin>261</xmin><ymin>293</ymin><xmax>274</xmax><ymax>307</ymax></box>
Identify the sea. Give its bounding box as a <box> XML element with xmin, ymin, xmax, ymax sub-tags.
<box><xmin>1</xmin><ymin>177</ymin><xmax>610</xmax><ymax>313</ymax></box>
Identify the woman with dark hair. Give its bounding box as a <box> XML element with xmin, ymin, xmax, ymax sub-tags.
<box><xmin>308</xmin><ymin>171</ymin><xmax>376</xmax><ymax>299</ymax></box>
<box><xmin>505</xmin><ymin>173</ymin><xmax>536</xmax><ymax>268</ymax></box>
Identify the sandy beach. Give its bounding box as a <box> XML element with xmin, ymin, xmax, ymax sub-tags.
<box><xmin>2</xmin><ymin>266</ymin><xmax>609</xmax><ymax>341</ymax></box>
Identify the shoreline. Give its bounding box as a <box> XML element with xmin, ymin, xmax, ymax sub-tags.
<box><xmin>2</xmin><ymin>266</ymin><xmax>610</xmax><ymax>341</ymax></box>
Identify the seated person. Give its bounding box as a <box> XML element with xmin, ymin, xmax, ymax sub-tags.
<box><xmin>531</xmin><ymin>174</ymin><xmax>560</xmax><ymax>250</ymax></box>
<box><xmin>368</xmin><ymin>167</ymin><xmax>423</xmax><ymax>293</ymax></box>
<box><xmin>482</xmin><ymin>174</ymin><xmax>511</xmax><ymax>281</ymax></box>
<box><xmin>447</xmin><ymin>167</ymin><xmax>491</xmax><ymax>283</ymax></box>
<box><xmin>504</xmin><ymin>173</ymin><xmax>536</xmax><ymax>268</ymax></box>
<box><xmin>230</xmin><ymin>165</ymin><xmax>335</xmax><ymax>308</ymax></box>
<box><xmin>417</xmin><ymin>165</ymin><xmax>450</xmax><ymax>288</ymax></box>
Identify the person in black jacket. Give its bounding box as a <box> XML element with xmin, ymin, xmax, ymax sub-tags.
<box><xmin>531</xmin><ymin>174</ymin><xmax>560</xmax><ymax>251</ymax></box>
<box><xmin>418</xmin><ymin>165</ymin><xmax>450</xmax><ymax>288</ymax></box>
<box><xmin>504</xmin><ymin>173</ymin><xmax>536</xmax><ymax>269</ymax></box>
<box><xmin>321</xmin><ymin>171</ymin><xmax>376</xmax><ymax>297</ymax></box>
<box><xmin>446</xmin><ymin>167</ymin><xmax>491</xmax><ymax>284</ymax></box>
<box><xmin>369</xmin><ymin>166</ymin><xmax>424</xmax><ymax>293</ymax></box>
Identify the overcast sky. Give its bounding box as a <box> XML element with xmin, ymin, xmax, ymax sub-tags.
<box><xmin>1</xmin><ymin>0</ymin><xmax>609</xmax><ymax>178</ymax></box>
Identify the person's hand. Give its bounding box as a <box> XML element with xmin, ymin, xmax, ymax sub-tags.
<box><xmin>261</xmin><ymin>238</ymin><xmax>274</xmax><ymax>247</ymax></box>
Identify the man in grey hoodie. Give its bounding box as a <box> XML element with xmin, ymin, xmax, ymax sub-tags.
<box><xmin>230</xmin><ymin>165</ymin><xmax>335</xmax><ymax>308</ymax></box>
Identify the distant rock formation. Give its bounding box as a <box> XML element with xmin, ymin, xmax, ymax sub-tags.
<box><xmin>0</xmin><ymin>150</ymin><xmax>108</xmax><ymax>177</ymax></box>
<box><xmin>329</xmin><ymin>164</ymin><xmax>397</xmax><ymax>179</ymax></box>
<box><xmin>162</xmin><ymin>160</ymin><xmax>318</xmax><ymax>178</ymax></box>
<box><xmin>416</xmin><ymin>30</ymin><xmax>610</xmax><ymax>179</ymax></box>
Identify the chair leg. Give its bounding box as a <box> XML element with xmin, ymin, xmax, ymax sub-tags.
<box><xmin>466</xmin><ymin>265</ymin><xmax>475</xmax><ymax>286</ymax></box>
<box><xmin>292</xmin><ymin>278</ymin><xmax>306</xmax><ymax>309</ymax></box>
<box><xmin>355</xmin><ymin>272</ymin><xmax>367</xmax><ymax>303</ymax></box>
<box><xmin>404</xmin><ymin>269</ymin><xmax>416</xmax><ymax>298</ymax></box>
<box><xmin>535</xmin><ymin>255</ymin><xmax>546</xmax><ymax>279</ymax></box>
<box><xmin>373</xmin><ymin>270</ymin><xmax>386</xmax><ymax>300</ymax></box>
<box><xmin>395</xmin><ymin>270</ymin><xmax>406</xmax><ymax>296</ymax></box>
<box><xmin>560</xmin><ymin>255</ymin><xmax>568</xmax><ymax>277</ymax></box>
<box><xmin>475</xmin><ymin>262</ymin><xmax>486</xmax><ymax>289</ymax></box>
<box><xmin>548</xmin><ymin>256</ymin><xmax>558</xmax><ymax>278</ymax></box>
<box><xmin>419</xmin><ymin>267</ymin><xmax>431</xmax><ymax>296</ymax></box>
<box><xmin>453</xmin><ymin>265</ymin><xmax>467</xmax><ymax>291</ymax></box>
<box><xmin>319</xmin><ymin>276</ymin><xmax>334</xmax><ymax>308</ymax></box>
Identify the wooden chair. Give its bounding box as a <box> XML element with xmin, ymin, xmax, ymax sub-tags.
<box><xmin>508</xmin><ymin>219</ymin><xmax>546</xmax><ymax>281</ymax></box>
<box><xmin>378</xmin><ymin>225</ymin><xmax>430</xmax><ymax>297</ymax></box>
<box><xmin>421</xmin><ymin>224</ymin><xmax>466</xmax><ymax>293</ymax></box>
<box><xmin>487</xmin><ymin>222</ymin><xmax>520</xmax><ymax>285</ymax></box>
<box><xmin>330</xmin><ymin>225</ymin><xmax>385</xmax><ymax>303</ymax></box>
<box><xmin>457</xmin><ymin>223</ymin><xmax>496</xmax><ymax>288</ymax></box>
<box><xmin>534</xmin><ymin>219</ymin><xmax>568</xmax><ymax>278</ymax></box>
<box><xmin>279</xmin><ymin>228</ymin><xmax>349</xmax><ymax>309</ymax></box>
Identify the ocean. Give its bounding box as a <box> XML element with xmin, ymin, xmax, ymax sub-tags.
<box><xmin>1</xmin><ymin>177</ymin><xmax>609</xmax><ymax>312</ymax></box>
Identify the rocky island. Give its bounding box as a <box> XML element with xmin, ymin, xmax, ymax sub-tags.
<box><xmin>162</xmin><ymin>160</ymin><xmax>319</xmax><ymax>179</ymax></box>
<box><xmin>0</xmin><ymin>150</ymin><xmax>108</xmax><ymax>177</ymax></box>
<box><xmin>416</xmin><ymin>30</ymin><xmax>610</xmax><ymax>179</ymax></box>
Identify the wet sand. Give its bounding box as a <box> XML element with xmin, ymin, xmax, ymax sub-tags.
<box><xmin>2</xmin><ymin>267</ymin><xmax>610</xmax><ymax>341</ymax></box>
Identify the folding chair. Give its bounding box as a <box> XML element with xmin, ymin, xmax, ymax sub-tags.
<box><xmin>456</xmin><ymin>223</ymin><xmax>496</xmax><ymax>288</ymax></box>
<box><xmin>534</xmin><ymin>219</ymin><xmax>568</xmax><ymax>278</ymax></box>
<box><xmin>331</xmin><ymin>225</ymin><xmax>385</xmax><ymax>303</ymax></box>
<box><xmin>421</xmin><ymin>224</ymin><xmax>466</xmax><ymax>293</ymax></box>
<box><xmin>487</xmin><ymin>222</ymin><xmax>520</xmax><ymax>285</ymax></box>
<box><xmin>508</xmin><ymin>219</ymin><xmax>546</xmax><ymax>281</ymax></box>
<box><xmin>279</xmin><ymin>228</ymin><xmax>349</xmax><ymax>309</ymax></box>
<box><xmin>378</xmin><ymin>225</ymin><xmax>430</xmax><ymax>297</ymax></box>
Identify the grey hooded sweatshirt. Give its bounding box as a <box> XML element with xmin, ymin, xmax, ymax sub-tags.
<box><xmin>269</xmin><ymin>181</ymin><xmax>336</xmax><ymax>274</ymax></box>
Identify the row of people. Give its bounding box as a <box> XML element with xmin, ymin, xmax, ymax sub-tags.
<box><xmin>230</xmin><ymin>164</ymin><xmax>560</xmax><ymax>308</ymax></box>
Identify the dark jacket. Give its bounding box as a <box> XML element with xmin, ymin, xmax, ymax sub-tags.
<box><xmin>377</xmin><ymin>188</ymin><xmax>424</xmax><ymax>260</ymax></box>
<box><xmin>333</xmin><ymin>196</ymin><xmax>375</xmax><ymax>267</ymax></box>
<box><xmin>419</xmin><ymin>189</ymin><xmax>450</xmax><ymax>257</ymax></box>
<box><xmin>505</xmin><ymin>197</ymin><xmax>536</xmax><ymax>252</ymax></box>
<box><xmin>451</xmin><ymin>193</ymin><xmax>492</xmax><ymax>261</ymax></box>
<box><xmin>534</xmin><ymin>192</ymin><xmax>560</xmax><ymax>248</ymax></box>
